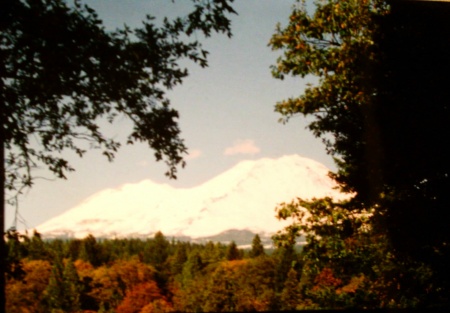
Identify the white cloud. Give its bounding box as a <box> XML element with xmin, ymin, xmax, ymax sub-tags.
<box><xmin>224</xmin><ymin>139</ymin><xmax>261</xmax><ymax>156</ymax></box>
<box><xmin>186</xmin><ymin>149</ymin><xmax>202</xmax><ymax>160</ymax></box>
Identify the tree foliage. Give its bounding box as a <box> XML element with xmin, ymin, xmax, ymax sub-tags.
<box><xmin>5</xmin><ymin>232</ymin><xmax>301</xmax><ymax>312</ymax></box>
<box><xmin>1</xmin><ymin>0</ymin><xmax>236</xmax><ymax>196</ymax></box>
<box><xmin>6</xmin><ymin>259</ymin><xmax>51</xmax><ymax>312</ymax></box>
<box><xmin>116</xmin><ymin>281</ymin><xmax>165</xmax><ymax>313</ymax></box>
<box><xmin>280</xmin><ymin>268</ymin><xmax>301</xmax><ymax>310</ymax></box>
<box><xmin>270</xmin><ymin>0</ymin><xmax>450</xmax><ymax>307</ymax></box>
<box><xmin>270</xmin><ymin>0</ymin><xmax>388</xmax><ymax>200</ymax></box>
<box><xmin>9</xmin><ymin>230</ymin><xmax>440</xmax><ymax>311</ymax></box>
<box><xmin>274</xmin><ymin>197</ymin><xmax>433</xmax><ymax>309</ymax></box>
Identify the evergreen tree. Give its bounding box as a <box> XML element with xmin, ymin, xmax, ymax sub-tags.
<box><xmin>226</xmin><ymin>241</ymin><xmax>241</xmax><ymax>261</ymax></box>
<box><xmin>45</xmin><ymin>256</ymin><xmax>83</xmax><ymax>312</ymax></box>
<box><xmin>62</xmin><ymin>260</ymin><xmax>82</xmax><ymax>312</ymax></box>
<box><xmin>280</xmin><ymin>268</ymin><xmax>301</xmax><ymax>310</ymax></box>
<box><xmin>144</xmin><ymin>231</ymin><xmax>170</xmax><ymax>268</ymax></box>
<box><xmin>144</xmin><ymin>231</ymin><xmax>171</xmax><ymax>290</ymax></box>
<box><xmin>45</xmin><ymin>254</ymin><xmax>66</xmax><ymax>311</ymax></box>
<box><xmin>171</xmin><ymin>242</ymin><xmax>188</xmax><ymax>276</ymax></box>
<box><xmin>25</xmin><ymin>230</ymin><xmax>51</xmax><ymax>261</ymax></box>
<box><xmin>273</xmin><ymin>244</ymin><xmax>297</xmax><ymax>293</ymax></box>
<box><xmin>203</xmin><ymin>266</ymin><xmax>236</xmax><ymax>312</ymax></box>
<box><xmin>66</xmin><ymin>239</ymin><xmax>82</xmax><ymax>261</ymax></box>
<box><xmin>201</xmin><ymin>241</ymin><xmax>224</xmax><ymax>265</ymax></box>
<box><xmin>4</xmin><ymin>230</ymin><xmax>26</xmax><ymax>281</ymax></box>
<box><xmin>79</xmin><ymin>234</ymin><xmax>103</xmax><ymax>267</ymax></box>
<box><xmin>181</xmin><ymin>250</ymin><xmax>204</xmax><ymax>285</ymax></box>
<box><xmin>249</xmin><ymin>234</ymin><xmax>265</xmax><ymax>258</ymax></box>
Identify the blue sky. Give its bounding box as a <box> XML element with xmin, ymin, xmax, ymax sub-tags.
<box><xmin>7</xmin><ymin>0</ymin><xmax>334</xmax><ymax>230</ymax></box>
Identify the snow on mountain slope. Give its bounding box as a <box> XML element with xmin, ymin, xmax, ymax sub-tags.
<box><xmin>34</xmin><ymin>155</ymin><xmax>346</xmax><ymax>239</ymax></box>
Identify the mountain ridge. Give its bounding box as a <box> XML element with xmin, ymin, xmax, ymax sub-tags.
<box><xmin>34</xmin><ymin>155</ymin><xmax>345</xmax><ymax>240</ymax></box>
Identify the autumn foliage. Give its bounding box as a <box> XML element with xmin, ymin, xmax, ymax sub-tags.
<box><xmin>6</xmin><ymin>232</ymin><xmax>296</xmax><ymax>312</ymax></box>
<box><xmin>6</xmin><ymin>224</ymin><xmax>435</xmax><ymax>312</ymax></box>
<box><xmin>116</xmin><ymin>281</ymin><xmax>166</xmax><ymax>313</ymax></box>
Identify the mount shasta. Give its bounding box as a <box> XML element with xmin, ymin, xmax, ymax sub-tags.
<box><xmin>34</xmin><ymin>155</ymin><xmax>345</xmax><ymax>243</ymax></box>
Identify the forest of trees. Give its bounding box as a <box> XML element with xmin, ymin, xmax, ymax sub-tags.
<box><xmin>5</xmin><ymin>230</ymin><xmax>301</xmax><ymax>312</ymax></box>
<box><xmin>5</xmin><ymin>228</ymin><xmax>436</xmax><ymax>312</ymax></box>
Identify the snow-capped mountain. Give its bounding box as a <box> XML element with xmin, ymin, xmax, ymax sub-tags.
<box><xmin>34</xmin><ymin>155</ymin><xmax>346</xmax><ymax>239</ymax></box>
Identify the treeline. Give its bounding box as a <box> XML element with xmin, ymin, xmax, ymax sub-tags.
<box><xmin>6</xmin><ymin>224</ymin><xmax>436</xmax><ymax>312</ymax></box>
<box><xmin>5</xmin><ymin>230</ymin><xmax>302</xmax><ymax>312</ymax></box>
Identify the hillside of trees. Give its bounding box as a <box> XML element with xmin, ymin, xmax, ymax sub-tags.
<box><xmin>5</xmin><ymin>230</ymin><xmax>297</xmax><ymax>312</ymax></box>
<box><xmin>5</xmin><ymin>227</ymin><xmax>435</xmax><ymax>312</ymax></box>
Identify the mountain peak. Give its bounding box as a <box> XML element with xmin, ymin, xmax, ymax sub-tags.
<box><xmin>34</xmin><ymin>155</ymin><xmax>344</xmax><ymax>239</ymax></box>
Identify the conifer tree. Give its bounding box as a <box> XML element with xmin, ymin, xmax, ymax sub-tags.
<box><xmin>4</xmin><ymin>229</ymin><xmax>26</xmax><ymax>280</ymax></box>
<box><xmin>171</xmin><ymin>242</ymin><xmax>188</xmax><ymax>276</ymax></box>
<box><xmin>79</xmin><ymin>234</ymin><xmax>103</xmax><ymax>267</ymax></box>
<box><xmin>201</xmin><ymin>241</ymin><xmax>224</xmax><ymax>265</ymax></box>
<box><xmin>226</xmin><ymin>241</ymin><xmax>241</xmax><ymax>261</ymax></box>
<box><xmin>273</xmin><ymin>244</ymin><xmax>297</xmax><ymax>293</ymax></box>
<box><xmin>45</xmin><ymin>257</ymin><xmax>83</xmax><ymax>312</ymax></box>
<box><xmin>249</xmin><ymin>234</ymin><xmax>265</xmax><ymax>258</ymax></box>
<box><xmin>280</xmin><ymin>268</ymin><xmax>301</xmax><ymax>310</ymax></box>
<box><xmin>181</xmin><ymin>250</ymin><xmax>204</xmax><ymax>285</ymax></box>
<box><xmin>66</xmin><ymin>239</ymin><xmax>82</xmax><ymax>261</ymax></box>
<box><xmin>45</xmin><ymin>254</ymin><xmax>66</xmax><ymax>311</ymax></box>
<box><xmin>144</xmin><ymin>231</ymin><xmax>170</xmax><ymax>268</ymax></box>
<box><xmin>203</xmin><ymin>266</ymin><xmax>236</xmax><ymax>312</ymax></box>
<box><xmin>26</xmin><ymin>230</ymin><xmax>50</xmax><ymax>260</ymax></box>
<box><xmin>62</xmin><ymin>260</ymin><xmax>82</xmax><ymax>312</ymax></box>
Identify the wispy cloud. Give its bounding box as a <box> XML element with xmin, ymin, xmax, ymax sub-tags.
<box><xmin>224</xmin><ymin>139</ymin><xmax>260</xmax><ymax>156</ymax></box>
<box><xmin>186</xmin><ymin>149</ymin><xmax>202</xmax><ymax>160</ymax></box>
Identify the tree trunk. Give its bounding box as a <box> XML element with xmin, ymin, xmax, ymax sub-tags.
<box><xmin>1</xmin><ymin>37</ymin><xmax>6</xmax><ymax>312</ymax></box>
<box><xmin>0</xmin><ymin>84</ymin><xmax>6</xmax><ymax>313</ymax></box>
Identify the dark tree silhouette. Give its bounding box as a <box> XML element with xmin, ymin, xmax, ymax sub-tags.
<box><xmin>225</xmin><ymin>241</ymin><xmax>241</xmax><ymax>261</ymax></box>
<box><xmin>249</xmin><ymin>234</ymin><xmax>265</xmax><ymax>258</ymax></box>
<box><xmin>271</xmin><ymin>0</ymin><xmax>450</xmax><ymax>306</ymax></box>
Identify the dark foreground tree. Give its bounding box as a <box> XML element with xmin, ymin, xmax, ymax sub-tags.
<box><xmin>271</xmin><ymin>0</ymin><xmax>450</xmax><ymax>307</ymax></box>
<box><xmin>0</xmin><ymin>0</ymin><xmax>236</xmax><ymax>309</ymax></box>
